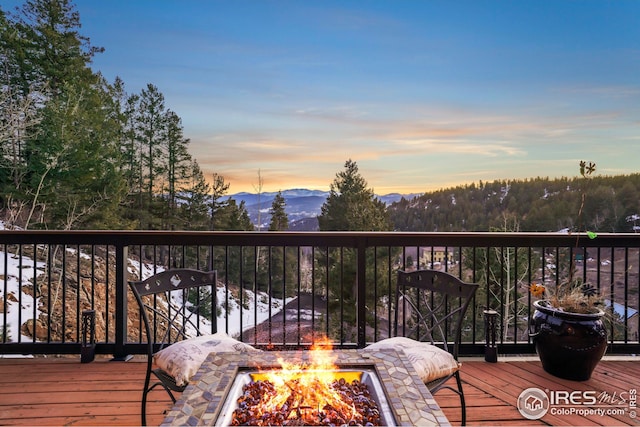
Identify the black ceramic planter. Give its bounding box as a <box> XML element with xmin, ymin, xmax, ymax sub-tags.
<box><xmin>530</xmin><ymin>300</ymin><xmax>607</xmax><ymax>381</ymax></box>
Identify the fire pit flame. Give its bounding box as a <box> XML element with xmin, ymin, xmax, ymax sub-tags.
<box><xmin>230</xmin><ymin>337</ymin><xmax>383</xmax><ymax>426</ymax></box>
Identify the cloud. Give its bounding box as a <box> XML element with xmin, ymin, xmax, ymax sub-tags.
<box><xmin>391</xmin><ymin>138</ymin><xmax>527</xmax><ymax>157</ymax></box>
<box><xmin>556</xmin><ymin>84</ymin><xmax>640</xmax><ymax>98</ymax></box>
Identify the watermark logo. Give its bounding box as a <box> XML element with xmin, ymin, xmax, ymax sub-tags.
<box><xmin>517</xmin><ymin>388</ymin><xmax>550</xmax><ymax>420</ymax></box>
<box><xmin>518</xmin><ymin>387</ymin><xmax>637</xmax><ymax>421</ymax></box>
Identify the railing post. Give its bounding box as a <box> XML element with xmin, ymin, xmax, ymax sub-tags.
<box><xmin>112</xmin><ymin>244</ymin><xmax>132</xmax><ymax>361</ymax></box>
<box><xmin>357</xmin><ymin>240</ymin><xmax>367</xmax><ymax>348</ymax></box>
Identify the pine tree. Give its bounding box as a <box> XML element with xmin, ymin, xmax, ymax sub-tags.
<box><xmin>216</xmin><ymin>199</ymin><xmax>253</xmax><ymax>231</ymax></box>
<box><xmin>164</xmin><ymin>110</ymin><xmax>192</xmax><ymax>227</ymax></box>
<box><xmin>116</xmin><ymin>84</ymin><xmax>141</xmax><ymax>195</ymax></box>
<box><xmin>0</xmin><ymin>10</ymin><xmax>42</xmax><ymax>216</ymax></box>
<box><xmin>268</xmin><ymin>191</ymin><xmax>288</xmax><ymax>231</ymax></box>
<box><xmin>316</xmin><ymin>160</ymin><xmax>394</xmax><ymax>341</ymax></box>
<box><xmin>209</xmin><ymin>172</ymin><xmax>230</xmax><ymax>231</ymax></box>
<box><xmin>13</xmin><ymin>0</ymin><xmax>103</xmax><ymax>95</ymax></box>
<box><xmin>4</xmin><ymin>0</ymin><xmax>125</xmax><ymax>229</ymax></box>
<box><xmin>265</xmin><ymin>191</ymin><xmax>293</xmax><ymax>299</ymax></box>
<box><xmin>178</xmin><ymin>161</ymin><xmax>211</xmax><ymax>230</ymax></box>
<box><xmin>136</xmin><ymin>83</ymin><xmax>167</xmax><ymax>227</ymax></box>
<box><xmin>25</xmin><ymin>75</ymin><xmax>126</xmax><ymax>229</ymax></box>
<box><xmin>318</xmin><ymin>159</ymin><xmax>391</xmax><ymax>231</ymax></box>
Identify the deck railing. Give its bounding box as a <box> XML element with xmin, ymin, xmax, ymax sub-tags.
<box><xmin>1</xmin><ymin>230</ymin><xmax>639</xmax><ymax>359</ymax></box>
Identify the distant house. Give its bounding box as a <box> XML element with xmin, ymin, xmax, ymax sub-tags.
<box><xmin>420</xmin><ymin>246</ymin><xmax>453</xmax><ymax>269</ymax></box>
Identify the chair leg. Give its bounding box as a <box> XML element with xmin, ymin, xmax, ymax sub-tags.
<box><xmin>142</xmin><ymin>381</ymin><xmax>178</xmax><ymax>425</ymax></box>
<box><xmin>141</xmin><ymin>372</ymin><xmax>153</xmax><ymax>426</ymax></box>
<box><xmin>141</xmin><ymin>389</ymin><xmax>148</xmax><ymax>426</ymax></box>
<box><xmin>455</xmin><ymin>371</ymin><xmax>466</xmax><ymax>426</ymax></box>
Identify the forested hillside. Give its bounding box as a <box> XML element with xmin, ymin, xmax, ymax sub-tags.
<box><xmin>0</xmin><ymin>1</ymin><xmax>253</xmax><ymax>231</ymax></box>
<box><xmin>388</xmin><ymin>173</ymin><xmax>640</xmax><ymax>232</ymax></box>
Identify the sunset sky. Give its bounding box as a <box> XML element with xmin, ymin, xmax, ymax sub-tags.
<box><xmin>8</xmin><ymin>0</ymin><xmax>640</xmax><ymax>194</ymax></box>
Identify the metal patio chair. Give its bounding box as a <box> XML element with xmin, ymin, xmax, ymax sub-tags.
<box><xmin>129</xmin><ymin>268</ymin><xmax>217</xmax><ymax>426</ymax></box>
<box><xmin>368</xmin><ymin>269</ymin><xmax>478</xmax><ymax>425</ymax></box>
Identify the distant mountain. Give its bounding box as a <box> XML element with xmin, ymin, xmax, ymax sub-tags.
<box><xmin>229</xmin><ymin>189</ymin><xmax>329</xmax><ymax>207</ymax></box>
<box><xmin>226</xmin><ymin>189</ymin><xmax>421</xmax><ymax>230</ymax></box>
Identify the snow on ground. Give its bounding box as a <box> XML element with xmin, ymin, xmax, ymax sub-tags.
<box><xmin>0</xmin><ymin>246</ymin><xmax>46</xmax><ymax>342</ymax></box>
<box><xmin>0</xmin><ymin>222</ymin><xmax>290</xmax><ymax>345</ymax></box>
<box><xmin>127</xmin><ymin>262</ymin><xmax>292</xmax><ymax>338</ymax></box>
<box><xmin>218</xmin><ymin>287</ymin><xmax>295</xmax><ymax>336</ymax></box>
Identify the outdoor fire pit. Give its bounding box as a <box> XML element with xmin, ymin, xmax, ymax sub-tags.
<box><xmin>161</xmin><ymin>348</ymin><xmax>449</xmax><ymax>426</ymax></box>
<box><xmin>218</xmin><ymin>367</ymin><xmax>394</xmax><ymax>426</ymax></box>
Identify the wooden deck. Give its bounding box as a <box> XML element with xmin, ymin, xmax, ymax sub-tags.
<box><xmin>0</xmin><ymin>355</ymin><xmax>638</xmax><ymax>426</ymax></box>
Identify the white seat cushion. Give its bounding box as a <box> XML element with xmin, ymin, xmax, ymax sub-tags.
<box><xmin>364</xmin><ymin>336</ymin><xmax>460</xmax><ymax>384</ymax></box>
<box><xmin>153</xmin><ymin>332</ymin><xmax>261</xmax><ymax>386</ymax></box>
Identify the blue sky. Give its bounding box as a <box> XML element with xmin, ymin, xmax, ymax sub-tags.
<box><xmin>8</xmin><ymin>0</ymin><xmax>640</xmax><ymax>194</ymax></box>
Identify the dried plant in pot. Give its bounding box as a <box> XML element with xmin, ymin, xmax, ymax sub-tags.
<box><xmin>528</xmin><ymin>161</ymin><xmax>608</xmax><ymax>381</ymax></box>
<box><xmin>529</xmin><ymin>281</ymin><xmax>607</xmax><ymax>381</ymax></box>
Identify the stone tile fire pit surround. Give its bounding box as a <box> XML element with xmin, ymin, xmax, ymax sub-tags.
<box><xmin>161</xmin><ymin>348</ymin><xmax>450</xmax><ymax>426</ymax></box>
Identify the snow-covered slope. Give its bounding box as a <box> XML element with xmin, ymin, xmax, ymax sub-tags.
<box><xmin>0</xmin><ymin>222</ymin><xmax>289</xmax><ymax>345</ymax></box>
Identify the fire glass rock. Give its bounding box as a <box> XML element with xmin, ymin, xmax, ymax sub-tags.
<box><xmin>230</xmin><ymin>377</ymin><xmax>382</xmax><ymax>426</ymax></box>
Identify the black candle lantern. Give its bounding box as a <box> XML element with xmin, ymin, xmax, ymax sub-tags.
<box><xmin>81</xmin><ymin>309</ymin><xmax>96</xmax><ymax>363</ymax></box>
<box><xmin>483</xmin><ymin>309</ymin><xmax>498</xmax><ymax>363</ymax></box>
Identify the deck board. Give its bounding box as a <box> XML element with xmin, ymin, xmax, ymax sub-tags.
<box><xmin>0</xmin><ymin>356</ymin><xmax>638</xmax><ymax>426</ymax></box>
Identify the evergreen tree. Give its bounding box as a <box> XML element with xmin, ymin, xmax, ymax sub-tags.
<box><xmin>24</xmin><ymin>77</ymin><xmax>125</xmax><ymax>229</ymax></box>
<box><xmin>209</xmin><ymin>172</ymin><xmax>230</xmax><ymax>230</ymax></box>
<box><xmin>0</xmin><ymin>10</ymin><xmax>42</xmax><ymax>216</ymax></box>
<box><xmin>615</xmin><ymin>181</ymin><xmax>639</xmax><ymax>232</ymax></box>
<box><xmin>316</xmin><ymin>160</ymin><xmax>394</xmax><ymax>341</ymax></box>
<box><xmin>118</xmin><ymin>88</ymin><xmax>141</xmax><ymax>194</ymax></box>
<box><xmin>178</xmin><ymin>161</ymin><xmax>211</xmax><ymax>230</ymax></box>
<box><xmin>268</xmin><ymin>191</ymin><xmax>288</xmax><ymax>231</ymax></box>
<box><xmin>12</xmin><ymin>0</ymin><xmax>103</xmax><ymax>95</ymax></box>
<box><xmin>218</xmin><ymin>199</ymin><xmax>253</xmax><ymax>231</ymax></box>
<box><xmin>164</xmin><ymin>110</ymin><xmax>192</xmax><ymax>227</ymax></box>
<box><xmin>318</xmin><ymin>159</ymin><xmax>391</xmax><ymax>231</ymax></box>
<box><xmin>135</xmin><ymin>83</ymin><xmax>167</xmax><ymax>228</ymax></box>
<box><xmin>3</xmin><ymin>0</ymin><xmax>126</xmax><ymax>229</ymax></box>
<box><xmin>265</xmin><ymin>191</ymin><xmax>296</xmax><ymax>299</ymax></box>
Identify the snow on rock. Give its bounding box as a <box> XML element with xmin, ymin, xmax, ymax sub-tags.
<box><xmin>0</xmin><ymin>249</ymin><xmax>46</xmax><ymax>342</ymax></box>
